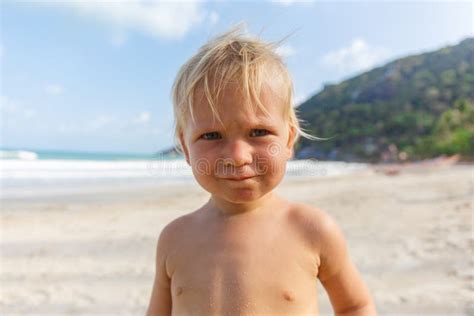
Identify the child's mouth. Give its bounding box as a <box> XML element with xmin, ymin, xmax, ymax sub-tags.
<box><xmin>221</xmin><ymin>175</ymin><xmax>256</xmax><ymax>181</ymax></box>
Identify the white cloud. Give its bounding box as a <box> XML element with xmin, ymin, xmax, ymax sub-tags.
<box><xmin>293</xmin><ymin>92</ymin><xmax>311</xmax><ymax>106</ymax></box>
<box><xmin>89</xmin><ymin>114</ymin><xmax>116</xmax><ymax>130</ymax></box>
<box><xmin>58</xmin><ymin>122</ymin><xmax>80</xmax><ymax>133</ymax></box>
<box><xmin>134</xmin><ymin>111</ymin><xmax>151</xmax><ymax>124</ymax></box>
<box><xmin>58</xmin><ymin>110</ymin><xmax>151</xmax><ymax>135</ymax></box>
<box><xmin>0</xmin><ymin>95</ymin><xmax>36</xmax><ymax>119</ymax></box>
<box><xmin>0</xmin><ymin>95</ymin><xmax>17</xmax><ymax>113</ymax></box>
<box><xmin>151</xmin><ymin>126</ymin><xmax>165</xmax><ymax>136</ymax></box>
<box><xmin>209</xmin><ymin>10</ymin><xmax>219</xmax><ymax>26</ymax></box>
<box><xmin>23</xmin><ymin>109</ymin><xmax>36</xmax><ymax>119</ymax></box>
<box><xmin>0</xmin><ymin>96</ymin><xmax>37</xmax><ymax>129</ymax></box>
<box><xmin>33</xmin><ymin>0</ymin><xmax>209</xmax><ymax>40</ymax></box>
<box><xmin>320</xmin><ymin>38</ymin><xmax>390</xmax><ymax>77</ymax></box>
<box><xmin>268</xmin><ymin>0</ymin><xmax>315</xmax><ymax>6</ymax></box>
<box><xmin>111</xmin><ymin>33</ymin><xmax>127</xmax><ymax>47</ymax></box>
<box><xmin>275</xmin><ymin>44</ymin><xmax>297</xmax><ymax>58</ymax></box>
<box><xmin>57</xmin><ymin>114</ymin><xmax>116</xmax><ymax>133</ymax></box>
<box><xmin>44</xmin><ymin>83</ymin><xmax>64</xmax><ymax>95</ymax></box>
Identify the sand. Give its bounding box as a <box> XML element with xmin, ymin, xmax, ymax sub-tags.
<box><xmin>1</xmin><ymin>164</ymin><xmax>473</xmax><ymax>315</ymax></box>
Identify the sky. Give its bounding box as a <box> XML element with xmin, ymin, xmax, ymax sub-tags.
<box><xmin>1</xmin><ymin>0</ymin><xmax>473</xmax><ymax>154</ymax></box>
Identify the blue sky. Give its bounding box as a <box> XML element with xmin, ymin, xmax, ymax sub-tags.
<box><xmin>1</xmin><ymin>0</ymin><xmax>472</xmax><ymax>154</ymax></box>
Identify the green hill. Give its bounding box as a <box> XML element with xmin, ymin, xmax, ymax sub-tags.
<box><xmin>296</xmin><ymin>38</ymin><xmax>474</xmax><ymax>162</ymax></box>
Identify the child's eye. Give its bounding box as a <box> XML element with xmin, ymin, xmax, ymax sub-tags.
<box><xmin>200</xmin><ymin>132</ymin><xmax>222</xmax><ymax>140</ymax></box>
<box><xmin>250</xmin><ymin>129</ymin><xmax>270</xmax><ymax>137</ymax></box>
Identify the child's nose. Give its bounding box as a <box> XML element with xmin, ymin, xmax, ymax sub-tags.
<box><xmin>224</xmin><ymin>139</ymin><xmax>253</xmax><ymax>167</ymax></box>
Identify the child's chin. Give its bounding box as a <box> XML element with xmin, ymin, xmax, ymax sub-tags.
<box><xmin>221</xmin><ymin>188</ymin><xmax>264</xmax><ymax>203</ymax></box>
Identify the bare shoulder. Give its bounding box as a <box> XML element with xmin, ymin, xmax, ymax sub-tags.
<box><xmin>286</xmin><ymin>202</ymin><xmax>342</xmax><ymax>247</ymax></box>
<box><xmin>147</xmin><ymin>211</ymin><xmax>200</xmax><ymax>315</ymax></box>
<box><xmin>286</xmin><ymin>202</ymin><xmax>348</xmax><ymax>271</ymax></box>
<box><xmin>286</xmin><ymin>202</ymin><xmax>331</xmax><ymax>225</ymax></box>
<box><xmin>157</xmin><ymin>211</ymin><xmax>198</xmax><ymax>249</ymax></box>
<box><xmin>286</xmin><ymin>203</ymin><xmax>376</xmax><ymax>314</ymax></box>
<box><xmin>155</xmin><ymin>208</ymin><xmax>203</xmax><ymax>254</ymax></box>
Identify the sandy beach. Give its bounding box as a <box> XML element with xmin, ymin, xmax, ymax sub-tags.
<box><xmin>1</xmin><ymin>164</ymin><xmax>473</xmax><ymax>315</ymax></box>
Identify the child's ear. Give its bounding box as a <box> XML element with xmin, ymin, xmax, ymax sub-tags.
<box><xmin>286</xmin><ymin>125</ymin><xmax>297</xmax><ymax>160</ymax></box>
<box><xmin>179</xmin><ymin>133</ymin><xmax>191</xmax><ymax>166</ymax></box>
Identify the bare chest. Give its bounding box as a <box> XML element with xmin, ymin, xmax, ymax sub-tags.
<box><xmin>167</xmin><ymin>221</ymin><xmax>319</xmax><ymax>315</ymax></box>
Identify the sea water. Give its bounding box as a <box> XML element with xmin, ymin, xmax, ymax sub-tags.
<box><xmin>0</xmin><ymin>148</ymin><xmax>367</xmax><ymax>199</ymax></box>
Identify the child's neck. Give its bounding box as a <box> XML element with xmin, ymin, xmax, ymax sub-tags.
<box><xmin>208</xmin><ymin>192</ymin><xmax>280</xmax><ymax>218</ymax></box>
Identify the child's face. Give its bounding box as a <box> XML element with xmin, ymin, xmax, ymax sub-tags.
<box><xmin>179</xmin><ymin>81</ymin><xmax>296</xmax><ymax>205</ymax></box>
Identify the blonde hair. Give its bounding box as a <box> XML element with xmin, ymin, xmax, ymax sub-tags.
<box><xmin>171</xmin><ymin>24</ymin><xmax>317</xmax><ymax>150</ymax></box>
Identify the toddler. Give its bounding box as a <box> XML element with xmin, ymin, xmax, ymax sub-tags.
<box><xmin>146</xmin><ymin>26</ymin><xmax>376</xmax><ymax>316</ymax></box>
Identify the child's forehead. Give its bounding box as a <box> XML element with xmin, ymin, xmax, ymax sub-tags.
<box><xmin>194</xmin><ymin>62</ymin><xmax>287</xmax><ymax>101</ymax></box>
<box><xmin>193</xmin><ymin>107</ymin><xmax>278</xmax><ymax>127</ymax></box>
<box><xmin>191</xmin><ymin>88</ymin><xmax>285</xmax><ymax>125</ymax></box>
<box><xmin>193</xmin><ymin>79</ymin><xmax>287</xmax><ymax>112</ymax></box>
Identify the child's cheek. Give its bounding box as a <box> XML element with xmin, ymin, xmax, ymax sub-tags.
<box><xmin>270</xmin><ymin>153</ymin><xmax>288</xmax><ymax>177</ymax></box>
<box><xmin>190</xmin><ymin>142</ymin><xmax>211</xmax><ymax>158</ymax></box>
<box><xmin>256</xmin><ymin>143</ymin><xmax>287</xmax><ymax>176</ymax></box>
<box><xmin>189</xmin><ymin>146</ymin><xmax>217</xmax><ymax>171</ymax></box>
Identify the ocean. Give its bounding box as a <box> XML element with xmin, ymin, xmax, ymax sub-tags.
<box><xmin>0</xmin><ymin>149</ymin><xmax>367</xmax><ymax>199</ymax></box>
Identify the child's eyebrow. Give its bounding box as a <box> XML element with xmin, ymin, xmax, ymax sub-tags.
<box><xmin>245</xmin><ymin>118</ymin><xmax>278</xmax><ymax>129</ymax></box>
<box><xmin>193</xmin><ymin>120</ymin><xmax>277</xmax><ymax>136</ymax></box>
<box><xmin>192</xmin><ymin>126</ymin><xmax>220</xmax><ymax>136</ymax></box>
<box><xmin>253</xmin><ymin>119</ymin><xmax>277</xmax><ymax>127</ymax></box>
